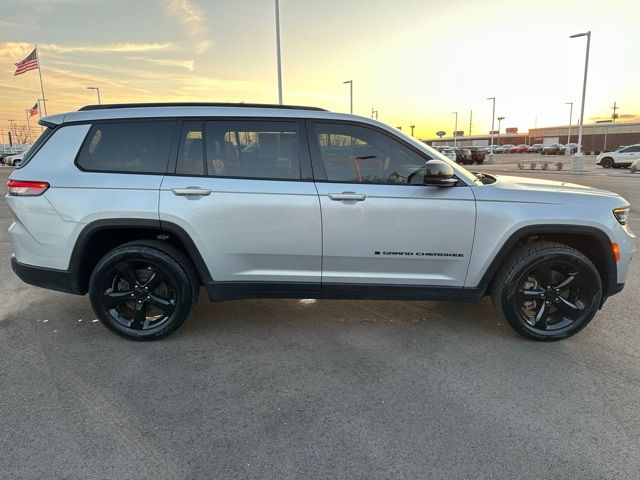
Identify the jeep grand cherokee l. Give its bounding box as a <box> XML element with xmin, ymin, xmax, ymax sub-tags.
<box><xmin>7</xmin><ymin>103</ymin><xmax>635</xmax><ymax>341</ymax></box>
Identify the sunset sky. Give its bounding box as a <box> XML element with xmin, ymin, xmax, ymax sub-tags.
<box><xmin>1</xmin><ymin>0</ymin><xmax>639</xmax><ymax>140</ymax></box>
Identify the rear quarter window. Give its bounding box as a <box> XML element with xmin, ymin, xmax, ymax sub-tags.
<box><xmin>76</xmin><ymin>121</ymin><xmax>175</xmax><ymax>174</ymax></box>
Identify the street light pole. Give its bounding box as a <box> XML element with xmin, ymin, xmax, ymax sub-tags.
<box><xmin>565</xmin><ymin>101</ymin><xmax>573</xmax><ymax>144</ymax></box>
<box><xmin>410</xmin><ymin>125</ymin><xmax>415</xmax><ymax>137</ymax></box>
<box><xmin>497</xmin><ymin>116</ymin><xmax>505</xmax><ymax>146</ymax></box>
<box><xmin>275</xmin><ymin>0</ymin><xmax>283</xmax><ymax>104</ymax></box>
<box><xmin>452</xmin><ymin>111</ymin><xmax>458</xmax><ymax>147</ymax></box>
<box><xmin>343</xmin><ymin>80</ymin><xmax>353</xmax><ymax>114</ymax></box>
<box><xmin>487</xmin><ymin>97</ymin><xmax>496</xmax><ymax>163</ymax></box>
<box><xmin>570</xmin><ymin>30</ymin><xmax>591</xmax><ymax>171</ymax></box>
<box><xmin>86</xmin><ymin>86</ymin><xmax>101</xmax><ymax>104</ymax></box>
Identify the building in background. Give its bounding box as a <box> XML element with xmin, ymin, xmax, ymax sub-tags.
<box><xmin>425</xmin><ymin>121</ymin><xmax>640</xmax><ymax>152</ymax></box>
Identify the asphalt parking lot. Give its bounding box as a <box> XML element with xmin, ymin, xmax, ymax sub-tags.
<box><xmin>1</xmin><ymin>166</ymin><xmax>639</xmax><ymax>479</ymax></box>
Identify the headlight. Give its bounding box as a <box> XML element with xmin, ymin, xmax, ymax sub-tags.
<box><xmin>613</xmin><ymin>207</ymin><xmax>630</xmax><ymax>225</ymax></box>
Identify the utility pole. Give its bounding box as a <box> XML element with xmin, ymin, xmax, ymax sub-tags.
<box><xmin>452</xmin><ymin>111</ymin><xmax>458</xmax><ymax>147</ymax></box>
<box><xmin>468</xmin><ymin>110</ymin><xmax>473</xmax><ymax>137</ymax></box>
<box><xmin>371</xmin><ymin>108</ymin><xmax>378</xmax><ymax>120</ymax></box>
<box><xmin>611</xmin><ymin>101</ymin><xmax>619</xmax><ymax>122</ymax></box>
<box><xmin>565</xmin><ymin>101</ymin><xmax>573</xmax><ymax>144</ymax></box>
<box><xmin>274</xmin><ymin>0</ymin><xmax>283</xmax><ymax>104</ymax></box>
<box><xmin>343</xmin><ymin>80</ymin><xmax>353</xmax><ymax>114</ymax></box>
<box><xmin>570</xmin><ymin>30</ymin><xmax>591</xmax><ymax>170</ymax></box>
<box><xmin>410</xmin><ymin>125</ymin><xmax>415</xmax><ymax>137</ymax></box>
<box><xmin>487</xmin><ymin>97</ymin><xmax>496</xmax><ymax>163</ymax></box>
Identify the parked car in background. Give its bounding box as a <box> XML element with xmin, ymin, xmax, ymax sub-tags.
<box><xmin>562</xmin><ymin>143</ymin><xmax>579</xmax><ymax>155</ymax></box>
<box><xmin>527</xmin><ymin>144</ymin><xmax>544</xmax><ymax>153</ymax></box>
<box><xmin>541</xmin><ymin>143</ymin><xmax>565</xmax><ymax>155</ymax></box>
<box><xmin>433</xmin><ymin>146</ymin><xmax>457</xmax><ymax>162</ymax></box>
<box><xmin>4</xmin><ymin>151</ymin><xmax>27</xmax><ymax>166</ymax></box>
<box><xmin>483</xmin><ymin>145</ymin><xmax>500</xmax><ymax>154</ymax></box>
<box><xmin>467</xmin><ymin>146</ymin><xmax>486</xmax><ymax>164</ymax></box>
<box><xmin>596</xmin><ymin>144</ymin><xmax>640</xmax><ymax>168</ymax></box>
<box><xmin>494</xmin><ymin>144</ymin><xmax>515</xmax><ymax>154</ymax></box>
<box><xmin>509</xmin><ymin>144</ymin><xmax>530</xmax><ymax>153</ymax></box>
<box><xmin>452</xmin><ymin>147</ymin><xmax>473</xmax><ymax>165</ymax></box>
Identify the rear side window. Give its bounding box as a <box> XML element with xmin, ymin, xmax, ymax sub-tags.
<box><xmin>77</xmin><ymin>121</ymin><xmax>175</xmax><ymax>174</ymax></box>
<box><xmin>15</xmin><ymin>126</ymin><xmax>53</xmax><ymax>168</ymax></box>
<box><xmin>204</xmin><ymin>120</ymin><xmax>300</xmax><ymax>180</ymax></box>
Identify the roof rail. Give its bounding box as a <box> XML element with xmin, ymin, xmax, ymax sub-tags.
<box><xmin>78</xmin><ymin>102</ymin><xmax>327</xmax><ymax>112</ymax></box>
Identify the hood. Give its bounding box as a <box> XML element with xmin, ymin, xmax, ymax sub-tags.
<box><xmin>471</xmin><ymin>173</ymin><xmax>630</xmax><ymax>210</ymax></box>
<box><xmin>494</xmin><ymin>175</ymin><xmax>618</xmax><ymax>197</ymax></box>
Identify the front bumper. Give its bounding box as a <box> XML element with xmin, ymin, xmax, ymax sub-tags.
<box><xmin>11</xmin><ymin>255</ymin><xmax>85</xmax><ymax>295</ymax></box>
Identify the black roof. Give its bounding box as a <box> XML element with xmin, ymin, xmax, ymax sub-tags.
<box><xmin>78</xmin><ymin>102</ymin><xmax>327</xmax><ymax>112</ymax></box>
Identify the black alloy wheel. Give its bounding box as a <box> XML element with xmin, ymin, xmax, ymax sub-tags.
<box><xmin>89</xmin><ymin>241</ymin><xmax>198</xmax><ymax>340</ymax></box>
<box><xmin>492</xmin><ymin>241</ymin><xmax>602</xmax><ymax>341</ymax></box>
<box><xmin>101</xmin><ymin>260</ymin><xmax>177</xmax><ymax>331</ymax></box>
<box><xmin>513</xmin><ymin>258</ymin><xmax>595</xmax><ymax>334</ymax></box>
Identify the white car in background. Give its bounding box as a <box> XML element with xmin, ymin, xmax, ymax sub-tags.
<box><xmin>596</xmin><ymin>144</ymin><xmax>640</xmax><ymax>168</ymax></box>
<box><xmin>434</xmin><ymin>146</ymin><xmax>457</xmax><ymax>162</ymax></box>
<box><xmin>4</xmin><ymin>152</ymin><xmax>27</xmax><ymax>166</ymax></box>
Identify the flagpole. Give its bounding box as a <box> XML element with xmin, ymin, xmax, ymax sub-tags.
<box><xmin>25</xmin><ymin>110</ymin><xmax>31</xmax><ymax>143</ymax></box>
<box><xmin>35</xmin><ymin>45</ymin><xmax>47</xmax><ymax>116</ymax></box>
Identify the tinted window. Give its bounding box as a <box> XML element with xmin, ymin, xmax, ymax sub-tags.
<box><xmin>77</xmin><ymin>121</ymin><xmax>174</xmax><ymax>173</ymax></box>
<box><xmin>314</xmin><ymin>123</ymin><xmax>428</xmax><ymax>184</ymax></box>
<box><xmin>205</xmin><ymin>120</ymin><xmax>300</xmax><ymax>179</ymax></box>
<box><xmin>175</xmin><ymin>121</ymin><xmax>205</xmax><ymax>176</ymax></box>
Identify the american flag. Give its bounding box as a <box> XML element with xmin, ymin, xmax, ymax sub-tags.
<box><xmin>28</xmin><ymin>102</ymin><xmax>38</xmax><ymax>117</ymax></box>
<box><xmin>14</xmin><ymin>48</ymin><xmax>39</xmax><ymax>76</ymax></box>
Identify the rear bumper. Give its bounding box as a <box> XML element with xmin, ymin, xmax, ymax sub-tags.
<box><xmin>11</xmin><ymin>255</ymin><xmax>84</xmax><ymax>295</ymax></box>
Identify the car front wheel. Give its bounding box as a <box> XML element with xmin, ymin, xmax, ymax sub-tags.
<box><xmin>600</xmin><ymin>157</ymin><xmax>614</xmax><ymax>168</ymax></box>
<box><xmin>89</xmin><ymin>240</ymin><xmax>199</xmax><ymax>340</ymax></box>
<box><xmin>491</xmin><ymin>241</ymin><xmax>602</xmax><ymax>341</ymax></box>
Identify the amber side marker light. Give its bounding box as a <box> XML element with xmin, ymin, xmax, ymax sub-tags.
<box><xmin>612</xmin><ymin>243</ymin><xmax>621</xmax><ymax>262</ymax></box>
<box><xmin>7</xmin><ymin>180</ymin><xmax>50</xmax><ymax>196</ymax></box>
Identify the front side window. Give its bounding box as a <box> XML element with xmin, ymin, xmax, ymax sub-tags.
<box><xmin>77</xmin><ymin>121</ymin><xmax>174</xmax><ymax>173</ymax></box>
<box><xmin>204</xmin><ymin>120</ymin><xmax>300</xmax><ymax>180</ymax></box>
<box><xmin>313</xmin><ymin>123</ymin><xmax>428</xmax><ymax>184</ymax></box>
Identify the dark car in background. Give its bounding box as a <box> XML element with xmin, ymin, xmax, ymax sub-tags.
<box><xmin>451</xmin><ymin>147</ymin><xmax>472</xmax><ymax>165</ymax></box>
<box><xmin>527</xmin><ymin>143</ymin><xmax>544</xmax><ymax>153</ymax></box>
<box><xmin>467</xmin><ymin>146</ymin><xmax>486</xmax><ymax>164</ymax></box>
<box><xmin>542</xmin><ymin>143</ymin><xmax>565</xmax><ymax>155</ymax></box>
<box><xmin>562</xmin><ymin>143</ymin><xmax>579</xmax><ymax>154</ymax></box>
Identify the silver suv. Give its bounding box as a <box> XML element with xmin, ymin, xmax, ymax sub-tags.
<box><xmin>7</xmin><ymin>103</ymin><xmax>635</xmax><ymax>341</ymax></box>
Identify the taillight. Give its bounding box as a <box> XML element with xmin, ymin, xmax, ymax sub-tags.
<box><xmin>7</xmin><ymin>180</ymin><xmax>50</xmax><ymax>196</ymax></box>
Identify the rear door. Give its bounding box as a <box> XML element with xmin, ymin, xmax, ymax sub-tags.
<box><xmin>159</xmin><ymin>118</ymin><xmax>322</xmax><ymax>285</ymax></box>
<box><xmin>308</xmin><ymin>120</ymin><xmax>476</xmax><ymax>288</ymax></box>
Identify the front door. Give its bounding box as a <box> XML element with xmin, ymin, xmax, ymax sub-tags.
<box><xmin>308</xmin><ymin>121</ymin><xmax>476</xmax><ymax>287</ymax></box>
<box><xmin>160</xmin><ymin>118</ymin><xmax>321</xmax><ymax>285</ymax></box>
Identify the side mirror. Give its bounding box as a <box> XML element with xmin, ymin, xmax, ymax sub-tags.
<box><xmin>423</xmin><ymin>159</ymin><xmax>458</xmax><ymax>187</ymax></box>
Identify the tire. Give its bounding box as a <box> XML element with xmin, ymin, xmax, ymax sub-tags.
<box><xmin>600</xmin><ymin>157</ymin><xmax>614</xmax><ymax>169</ymax></box>
<box><xmin>491</xmin><ymin>241</ymin><xmax>602</xmax><ymax>341</ymax></box>
<box><xmin>89</xmin><ymin>240</ymin><xmax>199</xmax><ymax>340</ymax></box>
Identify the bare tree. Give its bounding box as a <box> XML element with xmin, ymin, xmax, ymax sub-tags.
<box><xmin>10</xmin><ymin>123</ymin><xmax>32</xmax><ymax>144</ymax></box>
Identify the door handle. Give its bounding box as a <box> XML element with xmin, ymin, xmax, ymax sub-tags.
<box><xmin>171</xmin><ymin>187</ymin><xmax>212</xmax><ymax>196</ymax></box>
<box><xmin>328</xmin><ymin>192</ymin><xmax>367</xmax><ymax>201</ymax></box>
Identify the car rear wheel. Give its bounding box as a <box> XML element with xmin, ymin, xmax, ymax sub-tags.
<box><xmin>89</xmin><ymin>240</ymin><xmax>199</xmax><ymax>340</ymax></box>
<box><xmin>600</xmin><ymin>157</ymin><xmax>614</xmax><ymax>168</ymax></box>
<box><xmin>491</xmin><ymin>241</ymin><xmax>602</xmax><ymax>341</ymax></box>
